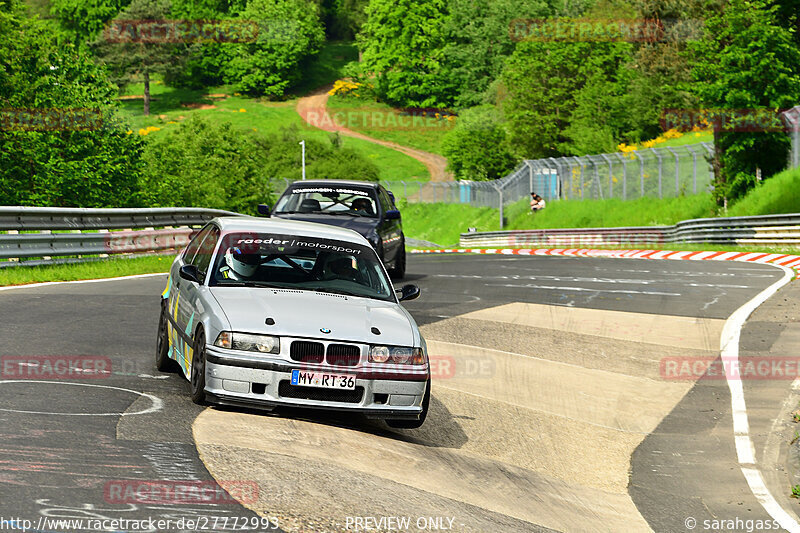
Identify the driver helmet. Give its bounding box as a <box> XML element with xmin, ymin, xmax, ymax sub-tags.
<box><xmin>224</xmin><ymin>247</ymin><xmax>260</xmax><ymax>279</ymax></box>
<box><xmin>351</xmin><ymin>198</ymin><xmax>372</xmax><ymax>213</ymax></box>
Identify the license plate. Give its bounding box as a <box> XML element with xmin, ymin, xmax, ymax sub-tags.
<box><xmin>291</xmin><ymin>369</ymin><xmax>356</xmax><ymax>390</ymax></box>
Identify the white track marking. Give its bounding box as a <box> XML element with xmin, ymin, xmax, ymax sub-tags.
<box><xmin>0</xmin><ymin>272</ymin><xmax>167</xmax><ymax>292</ymax></box>
<box><xmin>720</xmin><ymin>263</ymin><xmax>800</xmax><ymax>531</ymax></box>
<box><xmin>486</xmin><ymin>283</ymin><xmax>680</xmax><ymax>296</ymax></box>
<box><xmin>0</xmin><ymin>380</ymin><xmax>163</xmax><ymax>416</ymax></box>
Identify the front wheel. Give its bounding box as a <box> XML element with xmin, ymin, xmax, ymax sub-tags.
<box><xmin>155</xmin><ymin>300</ymin><xmax>176</xmax><ymax>372</ymax></box>
<box><xmin>190</xmin><ymin>330</ymin><xmax>207</xmax><ymax>405</ymax></box>
<box><xmin>390</xmin><ymin>242</ymin><xmax>406</xmax><ymax>280</ymax></box>
<box><xmin>386</xmin><ymin>379</ymin><xmax>429</xmax><ymax>429</ymax></box>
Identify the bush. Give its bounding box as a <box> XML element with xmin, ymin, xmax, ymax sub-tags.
<box><xmin>0</xmin><ymin>9</ymin><xmax>145</xmax><ymax>207</ymax></box>
<box><xmin>138</xmin><ymin>116</ymin><xmax>273</xmax><ymax>214</ymax></box>
<box><xmin>441</xmin><ymin>105</ymin><xmax>516</xmax><ymax>181</ymax></box>
<box><xmin>256</xmin><ymin>128</ymin><xmax>380</xmax><ymax>183</ymax></box>
<box><xmin>137</xmin><ymin>118</ymin><xmax>379</xmax><ymax>214</ymax></box>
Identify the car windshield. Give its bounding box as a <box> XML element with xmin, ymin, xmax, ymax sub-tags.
<box><xmin>210</xmin><ymin>232</ymin><xmax>394</xmax><ymax>301</ymax></box>
<box><xmin>272</xmin><ymin>186</ymin><xmax>378</xmax><ymax>218</ymax></box>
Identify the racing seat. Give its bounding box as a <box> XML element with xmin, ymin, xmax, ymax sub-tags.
<box><xmin>298</xmin><ymin>198</ymin><xmax>322</xmax><ymax>213</ymax></box>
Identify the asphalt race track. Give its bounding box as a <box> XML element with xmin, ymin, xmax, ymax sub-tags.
<box><xmin>0</xmin><ymin>253</ymin><xmax>798</xmax><ymax>532</ymax></box>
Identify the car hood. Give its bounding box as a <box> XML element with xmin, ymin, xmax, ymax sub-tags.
<box><xmin>270</xmin><ymin>213</ymin><xmax>378</xmax><ymax>237</ymax></box>
<box><xmin>209</xmin><ymin>287</ymin><xmax>415</xmax><ymax>346</ymax></box>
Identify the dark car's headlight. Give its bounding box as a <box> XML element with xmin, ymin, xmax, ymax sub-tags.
<box><xmin>214</xmin><ymin>332</ymin><xmax>279</xmax><ymax>354</ymax></box>
<box><xmin>369</xmin><ymin>345</ymin><xmax>425</xmax><ymax>365</ymax></box>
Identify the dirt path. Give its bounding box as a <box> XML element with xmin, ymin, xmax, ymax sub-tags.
<box><xmin>296</xmin><ymin>86</ymin><xmax>453</xmax><ymax>182</ymax></box>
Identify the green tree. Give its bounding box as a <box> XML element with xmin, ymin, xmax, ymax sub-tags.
<box><xmin>689</xmin><ymin>0</ymin><xmax>800</xmax><ymax>205</ymax></box>
<box><xmin>166</xmin><ymin>0</ymin><xmax>245</xmax><ymax>88</ymax></box>
<box><xmin>562</xmin><ymin>42</ymin><xmax>636</xmax><ymax>155</ymax></box>
<box><xmin>357</xmin><ymin>0</ymin><xmax>449</xmax><ymax>108</ymax></box>
<box><xmin>319</xmin><ymin>0</ymin><xmax>369</xmax><ymax>40</ymax></box>
<box><xmin>223</xmin><ymin>0</ymin><xmax>325</xmax><ymax>97</ymax></box>
<box><xmin>439</xmin><ymin>0</ymin><xmax>553</xmax><ymax>109</ymax></box>
<box><xmin>501</xmin><ymin>40</ymin><xmax>592</xmax><ymax>158</ymax></box>
<box><xmin>91</xmin><ymin>0</ymin><xmax>190</xmax><ymax>115</ymax></box>
<box><xmin>0</xmin><ymin>6</ymin><xmax>144</xmax><ymax>207</ymax></box>
<box><xmin>441</xmin><ymin>105</ymin><xmax>516</xmax><ymax>180</ymax></box>
<box><xmin>50</xmin><ymin>0</ymin><xmax>131</xmax><ymax>43</ymax></box>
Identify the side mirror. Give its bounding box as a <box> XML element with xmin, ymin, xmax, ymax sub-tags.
<box><xmin>398</xmin><ymin>284</ymin><xmax>420</xmax><ymax>302</ymax></box>
<box><xmin>257</xmin><ymin>204</ymin><xmax>271</xmax><ymax>216</ymax></box>
<box><xmin>385</xmin><ymin>209</ymin><xmax>401</xmax><ymax>220</ymax></box>
<box><xmin>179</xmin><ymin>264</ymin><xmax>201</xmax><ymax>284</ymax></box>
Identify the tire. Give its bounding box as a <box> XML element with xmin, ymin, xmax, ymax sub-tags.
<box><xmin>389</xmin><ymin>241</ymin><xmax>406</xmax><ymax>280</ymax></box>
<box><xmin>190</xmin><ymin>329</ymin><xmax>207</xmax><ymax>405</ymax></box>
<box><xmin>155</xmin><ymin>300</ymin><xmax>176</xmax><ymax>372</ymax></box>
<box><xmin>386</xmin><ymin>379</ymin><xmax>429</xmax><ymax>429</ymax></box>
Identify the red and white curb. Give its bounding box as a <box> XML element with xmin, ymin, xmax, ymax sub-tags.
<box><xmin>411</xmin><ymin>248</ymin><xmax>800</xmax><ymax>278</ymax></box>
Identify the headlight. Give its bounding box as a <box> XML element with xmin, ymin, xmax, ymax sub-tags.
<box><xmin>214</xmin><ymin>332</ymin><xmax>279</xmax><ymax>354</ymax></box>
<box><xmin>369</xmin><ymin>345</ymin><xmax>424</xmax><ymax>365</ymax></box>
<box><xmin>369</xmin><ymin>345</ymin><xmax>390</xmax><ymax>363</ymax></box>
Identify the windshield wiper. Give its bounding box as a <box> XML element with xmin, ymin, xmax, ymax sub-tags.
<box><xmin>312</xmin><ymin>287</ymin><xmax>361</xmax><ymax>297</ymax></box>
<box><xmin>322</xmin><ymin>211</ymin><xmax>372</xmax><ymax>217</ymax></box>
<box><xmin>215</xmin><ymin>280</ymin><xmax>285</xmax><ymax>288</ymax></box>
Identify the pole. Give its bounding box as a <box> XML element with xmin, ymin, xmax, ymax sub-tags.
<box><xmin>497</xmin><ymin>186</ymin><xmax>504</xmax><ymax>229</ymax></box>
<box><xmin>299</xmin><ymin>140</ymin><xmax>306</xmax><ymax>180</ymax></box>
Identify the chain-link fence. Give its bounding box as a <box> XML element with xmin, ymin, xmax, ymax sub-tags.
<box><xmin>379</xmin><ymin>142</ymin><xmax>715</xmax><ymax>227</ymax></box>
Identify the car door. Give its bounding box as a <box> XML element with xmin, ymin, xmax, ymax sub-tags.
<box><xmin>169</xmin><ymin>225</ymin><xmax>211</xmax><ymax>327</ymax></box>
<box><xmin>179</xmin><ymin>225</ymin><xmax>220</xmax><ymax>345</ymax></box>
<box><xmin>377</xmin><ymin>187</ymin><xmax>401</xmax><ymax>263</ymax></box>
<box><xmin>175</xmin><ymin>225</ymin><xmax>219</xmax><ymax>345</ymax></box>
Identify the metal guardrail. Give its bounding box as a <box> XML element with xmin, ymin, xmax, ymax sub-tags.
<box><xmin>460</xmin><ymin>213</ymin><xmax>800</xmax><ymax>248</ymax></box>
<box><xmin>0</xmin><ymin>207</ymin><xmax>240</xmax><ymax>266</ymax></box>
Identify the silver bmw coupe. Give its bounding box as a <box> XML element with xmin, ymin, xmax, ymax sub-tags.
<box><xmin>156</xmin><ymin>216</ymin><xmax>430</xmax><ymax>428</ymax></box>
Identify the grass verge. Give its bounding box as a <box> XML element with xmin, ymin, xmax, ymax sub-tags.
<box><xmin>326</xmin><ymin>95</ymin><xmax>455</xmax><ymax>156</ymax></box>
<box><xmin>116</xmin><ymin>51</ymin><xmax>429</xmax><ymax>184</ymax></box>
<box><xmin>0</xmin><ymin>255</ymin><xmax>171</xmax><ymax>287</ymax></box>
<box><xmin>401</xmin><ymin>166</ymin><xmax>800</xmax><ymax>246</ymax></box>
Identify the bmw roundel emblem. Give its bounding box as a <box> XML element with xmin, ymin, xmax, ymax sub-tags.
<box><xmin>320</xmin><ymin>328</ymin><xmax>331</xmax><ymax>334</ymax></box>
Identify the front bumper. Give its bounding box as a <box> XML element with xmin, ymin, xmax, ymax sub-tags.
<box><xmin>204</xmin><ymin>346</ymin><xmax>428</xmax><ymax>420</ymax></box>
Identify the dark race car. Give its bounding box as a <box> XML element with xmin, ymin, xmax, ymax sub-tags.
<box><xmin>259</xmin><ymin>180</ymin><xmax>406</xmax><ymax>278</ymax></box>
